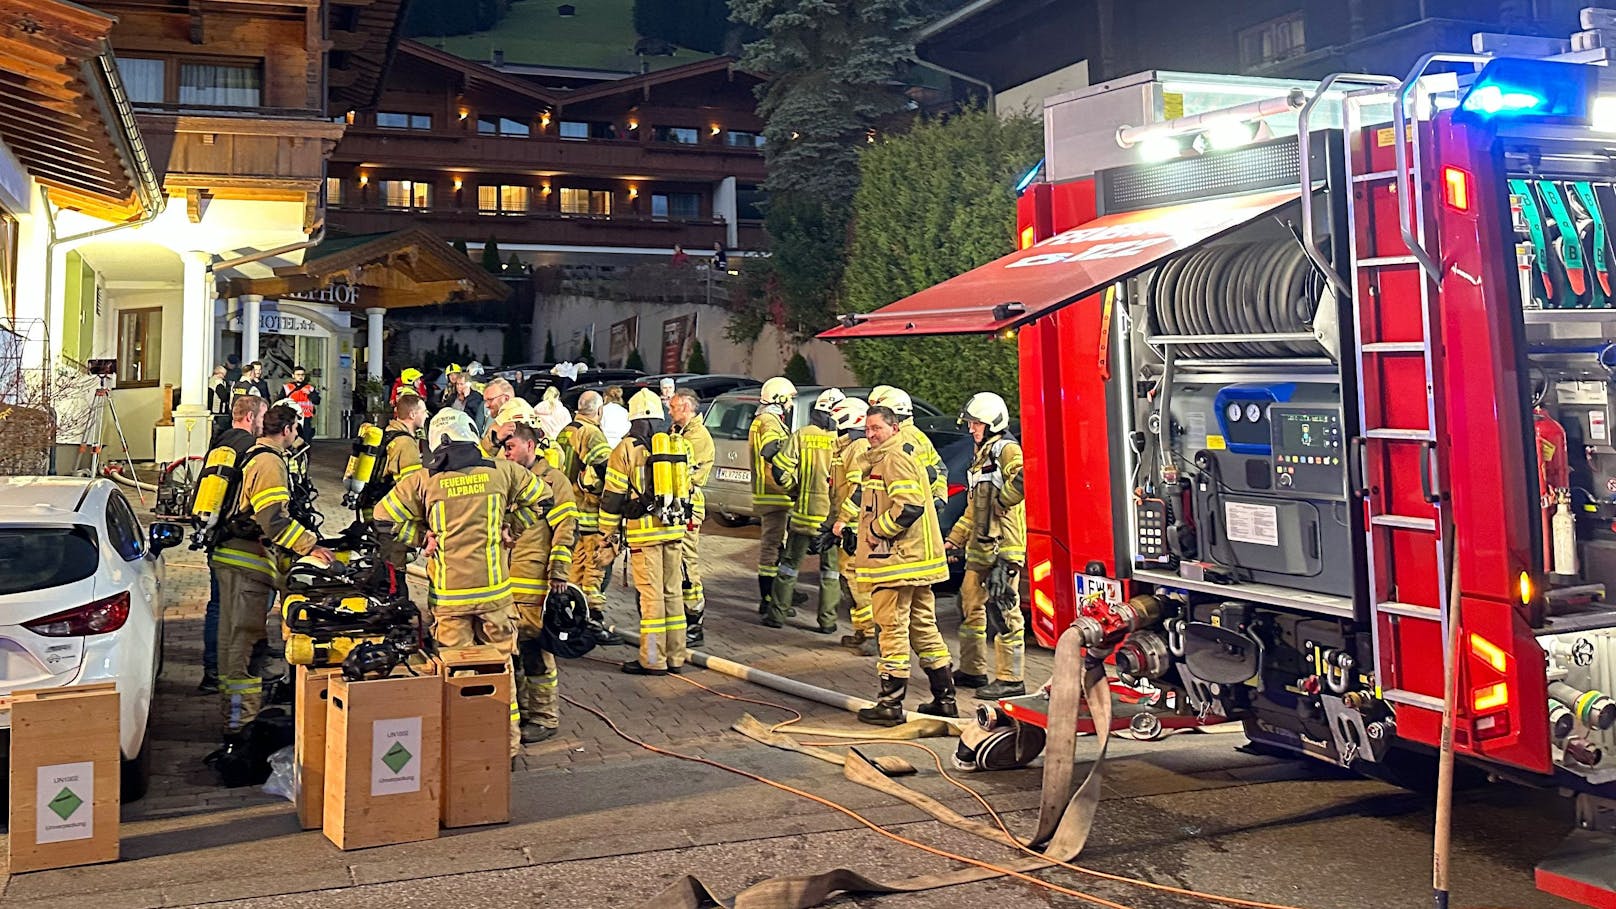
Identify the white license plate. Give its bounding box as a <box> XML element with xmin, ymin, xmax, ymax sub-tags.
<box><xmin>716</xmin><ymin>467</ymin><xmax>751</xmax><ymax>483</ymax></box>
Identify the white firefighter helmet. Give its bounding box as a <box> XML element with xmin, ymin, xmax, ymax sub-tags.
<box><xmin>831</xmin><ymin>398</ymin><xmax>868</xmax><ymax>432</ymax></box>
<box><xmin>814</xmin><ymin>387</ymin><xmax>846</xmax><ymax>414</ymax></box>
<box><xmin>960</xmin><ymin>392</ymin><xmax>1010</xmax><ymax>433</ymax></box>
<box><xmin>628</xmin><ymin>387</ymin><xmax>665</xmax><ymax>421</ymax></box>
<box><xmin>428</xmin><ymin>408</ymin><xmax>479</xmax><ymax>450</ymax></box>
<box><xmin>760</xmin><ymin>376</ymin><xmax>797</xmax><ymax>406</ymax></box>
<box><xmin>872</xmin><ymin>386</ymin><xmax>913</xmax><ymax>418</ymax></box>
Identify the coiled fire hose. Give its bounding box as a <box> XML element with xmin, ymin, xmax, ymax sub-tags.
<box><xmin>1149</xmin><ymin>239</ymin><xmax>1322</xmax><ymax>358</ymax></box>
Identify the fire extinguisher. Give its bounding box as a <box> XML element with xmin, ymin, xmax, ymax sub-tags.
<box><xmin>1535</xmin><ymin>406</ymin><xmax>1574</xmax><ymax>574</ymax></box>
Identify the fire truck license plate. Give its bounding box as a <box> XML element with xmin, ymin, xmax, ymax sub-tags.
<box><xmin>1079</xmin><ymin>574</ymin><xmax>1123</xmax><ymax>606</ymax></box>
<box><xmin>716</xmin><ymin>467</ymin><xmax>751</xmax><ymax>483</ymax></box>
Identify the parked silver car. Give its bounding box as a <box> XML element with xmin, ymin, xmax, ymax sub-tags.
<box><xmin>701</xmin><ymin>386</ymin><xmax>946</xmax><ymax>526</ymax></box>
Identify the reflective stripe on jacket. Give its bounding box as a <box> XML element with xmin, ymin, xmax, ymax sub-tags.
<box><xmin>558</xmin><ymin>415</ymin><xmax>612</xmax><ymax>530</ymax></box>
<box><xmin>678</xmin><ymin>418</ymin><xmax>715</xmax><ymax>519</ymax></box>
<box><xmin>599</xmin><ymin>437</ymin><xmax>685</xmax><ymax>547</ymax></box>
<box><xmin>898</xmin><ymin>421</ymin><xmax>948</xmax><ymax>502</ymax></box>
<box><xmin>778</xmin><ymin>424</ymin><xmax>836</xmax><ymax>531</ymax></box>
<box><xmin>374</xmin><ymin>457</ymin><xmax>544</xmax><ymax>613</ymax></box>
<box><xmin>946</xmin><ymin>435</ymin><xmax>1027</xmax><ymax>568</ymax></box>
<box><xmin>509</xmin><ymin>463</ymin><xmax>578</xmax><ymax>601</ymax></box>
<box><xmin>856</xmin><ymin>435</ymin><xmax>948</xmax><ymax>587</ymax></box>
<box><xmin>748</xmin><ymin>409</ymin><xmax>793</xmax><ymax>508</ymax></box>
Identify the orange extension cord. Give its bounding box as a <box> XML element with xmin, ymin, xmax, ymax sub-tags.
<box><xmin>567</xmin><ymin>658</ymin><xmax>1313</xmax><ymax>909</ymax></box>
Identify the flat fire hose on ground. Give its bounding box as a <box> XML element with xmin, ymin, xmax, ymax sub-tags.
<box><xmin>632</xmin><ymin>625</ymin><xmax>1116</xmax><ymax>909</ymax></box>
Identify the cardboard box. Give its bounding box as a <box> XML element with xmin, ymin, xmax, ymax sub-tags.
<box><xmin>438</xmin><ymin>646</ymin><xmax>513</xmax><ymax>828</ymax></box>
<box><xmin>323</xmin><ymin>672</ymin><xmax>442</xmax><ymax>850</ymax></box>
<box><xmin>294</xmin><ymin>667</ymin><xmax>339</xmax><ymax>830</ymax></box>
<box><xmin>8</xmin><ymin>684</ymin><xmax>120</xmax><ymax>873</ymax></box>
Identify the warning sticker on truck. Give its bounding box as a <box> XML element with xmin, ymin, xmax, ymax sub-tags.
<box><xmin>1224</xmin><ymin>501</ymin><xmax>1279</xmax><ymax>547</ymax></box>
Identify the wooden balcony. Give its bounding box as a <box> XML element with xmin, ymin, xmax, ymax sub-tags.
<box><xmin>137</xmin><ymin>109</ymin><xmax>347</xmax><ymax>228</ymax></box>
<box><xmin>328</xmin><ymin>204</ymin><xmax>768</xmax><ymax>250</ymax></box>
<box><xmin>332</xmin><ymin>128</ymin><xmax>767</xmax><ymax>183</ymax></box>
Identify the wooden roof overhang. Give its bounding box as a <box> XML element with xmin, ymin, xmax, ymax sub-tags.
<box><xmin>219</xmin><ymin>228</ymin><xmax>512</xmax><ymax>309</ymax></box>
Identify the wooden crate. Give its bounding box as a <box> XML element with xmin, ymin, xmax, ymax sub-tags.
<box><xmin>8</xmin><ymin>684</ymin><xmax>120</xmax><ymax>873</ymax></box>
<box><xmin>323</xmin><ymin>672</ymin><xmax>442</xmax><ymax>850</ymax></box>
<box><xmin>294</xmin><ymin>667</ymin><xmax>339</xmax><ymax>830</ymax></box>
<box><xmin>438</xmin><ymin>646</ymin><xmax>513</xmax><ymax>828</ymax></box>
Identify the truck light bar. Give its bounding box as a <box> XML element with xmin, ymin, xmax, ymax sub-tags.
<box><xmin>1115</xmin><ymin>88</ymin><xmax>1307</xmax><ymax>149</ymax></box>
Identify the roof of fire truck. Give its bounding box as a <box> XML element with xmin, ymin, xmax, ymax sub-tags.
<box><xmin>820</xmin><ymin>53</ymin><xmax>1615</xmax><ymax>343</ymax></box>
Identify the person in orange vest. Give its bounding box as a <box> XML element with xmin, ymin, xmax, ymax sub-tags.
<box><xmin>283</xmin><ymin>365</ymin><xmax>320</xmax><ymax>443</ymax></box>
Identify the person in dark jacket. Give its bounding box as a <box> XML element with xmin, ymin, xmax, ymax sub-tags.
<box><xmin>438</xmin><ymin>364</ymin><xmax>485</xmax><ymax>429</ymax></box>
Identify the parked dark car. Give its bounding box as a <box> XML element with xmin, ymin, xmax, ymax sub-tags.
<box><xmin>528</xmin><ymin>369</ymin><xmax>646</xmax><ymax>406</ymax></box>
<box><xmin>930</xmin><ymin>420</ymin><xmax>1021</xmax><ymax>592</ymax></box>
<box><xmin>655</xmin><ymin>374</ymin><xmax>762</xmax><ymax>405</ymax></box>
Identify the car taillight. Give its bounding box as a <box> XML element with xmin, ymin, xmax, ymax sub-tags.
<box><xmin>24</xmin><ymin>591</ymin><xmax>130</xmax><ymax>637</ymax></box>
<box><xmin>947</xmin><ymin>484</ymin><xmax>965</xmax><ymax>499</ymax></box>
<box><xmin>1468</xmin><ymin>632</ymin><xmax>1512</xmax><ymax>739</ymax></box>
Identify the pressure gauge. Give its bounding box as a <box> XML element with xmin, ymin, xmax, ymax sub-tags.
<box><xmin>1245</xmin><ymin>403</ymin><xmax>1263</xmax><ymax>423</ymax></box>
<box><xmin>1226</xmin><ymin>402</ymin><xmax>1243</xmax><ymax>422</ymax></box>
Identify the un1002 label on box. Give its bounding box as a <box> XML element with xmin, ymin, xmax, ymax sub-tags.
<box><xmin>35</xmin><ymin>761</ymin><xmax>93</xmax><ymax>844</ymax></box>
<box><xmin>371</xmin><ymin>717</ymin><xmax>422</xmax><ymax>797</ymax></box>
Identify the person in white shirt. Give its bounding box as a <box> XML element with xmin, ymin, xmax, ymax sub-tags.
<box><xmin>534</xmin><ymin>385</ymin><xmax>572</xmax><ymax>441</ymax></box>
<box><xmin>600</xmin><ymin>386</ymin><xmax>630</xmax><ymax>448</ymax></box>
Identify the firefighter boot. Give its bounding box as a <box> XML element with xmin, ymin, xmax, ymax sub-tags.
<box><xmin>976</xmin><ymin>679</ymin><xmax>1027</xmax><ymax>700</ymax></box>
<box><xmin>760</xmin><ymin>575</ymin><xmax>786</xmax><ymax>627</ymax></box>
<box><xmin>686</xmin><ymin>606</ymin><xmax>705</xmax><ymax>647</ymax></box>
<box><xmin>917</xmin><ymin>665</ymin><xmax>960</xmax><ymax>718</ymax></box>
<box><xmin>857</xmin><ymin>674</ymin><xmax>908</xmax><ymax>727</ymax></box>
<box><xmin>955</xmin><ymin>672</ymin><xmax>990</xmax><ymax>689</ymax></box>
<box><xmin>841</xmin><ymin>630</ymin><xmax>868</xmax><ymax>647</ymax></box>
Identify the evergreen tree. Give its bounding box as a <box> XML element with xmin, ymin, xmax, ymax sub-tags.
<box><xmin>481</xmin><ymin>237</ymin><xmax>502</xmax><ymax>273</ymax></box>
<box><xmin>685</xmin><ymin>339</ymin><xmax>709</xmax><ymax>373</ymax></box>
<box><xmin>453</xmin><ymin>238</ymin><xmax>470</xmax><ymax>258</ymax></box>
<box><xmin>544</xmin><ymin>331</ymin><xmax>557</xmax><ymax>362</ymax></box>
<box><xmin>626</xmin><ymin>348</ymin><xmax>646</xmax><ymax>371</ymax></box>
<box><xmin>506</xmin><ymin>253</ymin><xmax>524</xmax><ymax>273</ymax></box>
<box><xmin>783</xmin><ymin>351</ymin><xmax>814</xmax><ymax>385</ymax></box>
<box><xmin>578</xmin><ymin>335</ymin><xmax>595</xmax><ymax>365</ymax></box>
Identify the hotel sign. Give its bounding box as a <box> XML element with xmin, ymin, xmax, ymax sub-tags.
<box><xmin>226</xmin><ymin>307</ymin><xmax>324</xmax><ymax>337</ymax></box>
<box><xmin>284</xmin><ymin>284</ymin><xmax>358</xmax><ymax>306</ymax></box>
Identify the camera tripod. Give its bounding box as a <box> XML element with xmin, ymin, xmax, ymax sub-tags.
<box><xmin>73</xmin><ymin>373</ymin><xmax>139</xmax><ymax>495</ymax></box>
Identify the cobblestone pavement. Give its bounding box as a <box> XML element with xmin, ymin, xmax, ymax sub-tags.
<box><xmin>0</xmin><ymin>443</ymin><xmax>1578</xmax><ymax>909</ymax></box>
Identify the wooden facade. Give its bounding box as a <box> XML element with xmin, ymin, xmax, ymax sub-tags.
<box><xmin>327</xmin><ymin>43</ymin><xmax>770</xmax><ymax>251</ymax></box>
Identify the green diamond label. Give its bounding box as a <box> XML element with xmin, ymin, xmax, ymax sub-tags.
<box><xmin>48</xmin><ymin>787</ymin><xmax>83</xmax><ymax>820</ymax></box>
<box><xmin>371</xmin><ymin>717</ymin><xmax>422</xmax><ymax>796</ymax></box>
<box><xmin>382</xmin><ymin>742</ymin><xmax>412</xmax><ymax>774</ymax></box>
<box><xmin>36</xmin><ymin>762</ymin><xmax>93</xmax><ymax>844</ymax></box>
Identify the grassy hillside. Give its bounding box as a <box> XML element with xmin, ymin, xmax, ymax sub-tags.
<box><xmin>424</xmin><ymin>0</ymin><xmax>711</xmax><ymax>72</ymax></box>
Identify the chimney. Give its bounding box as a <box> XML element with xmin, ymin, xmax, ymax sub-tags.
<box><xmin>492</xmin><ymin>48</ymin><xmax>504</xmax><ymax>66</ymax></box>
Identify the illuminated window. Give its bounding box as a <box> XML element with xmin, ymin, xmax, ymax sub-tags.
<box><xmin>559</xmin><ymin>188</ymin><xmax>612</xmax><ymax>216</ymax></box>
<box><xmin>380</xmin><ymin>180</ymin><xmax>432</xmax><ymax>210</ymax></box>
<box><xmin>325</xmin><ymin>176</ymin><xmax>343</xmax><ymax>208</ymax></box>
<box><xmin>478</xmin><ymin>184</ymin><xmax>530</xmax><ymax>214</ymax></box>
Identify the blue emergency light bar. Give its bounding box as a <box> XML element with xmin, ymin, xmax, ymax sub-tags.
<box><xmin>1457</xmin><ymin>57</ymin><xmax>1595</xmax><ymax>124</ymax></box>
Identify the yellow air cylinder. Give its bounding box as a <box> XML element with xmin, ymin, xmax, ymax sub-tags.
<box><xmin>285</xmin><ymin>634</ymin><xmax>363</xmax><ymax>667</ymax></box>
<box><xmin>671</xmin><ymin>436</ymin><xmax>691</xmax><ymax>501</ymax></box>
<box><xmin>343</xmin><ymin>423</ymin><xmax>385</xmax><ymax>499</ymax></box>
<box><xmin>192</xmin><ymin>447</ymin><xmax>236</xmax><ymax>520</ymax></box>
<box><xmin>652</xmin><ymin>432</ymin><xmax>673</xmax><ymax>498</ymax></box>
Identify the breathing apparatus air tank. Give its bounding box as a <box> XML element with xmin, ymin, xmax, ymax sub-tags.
<box><xmin>342</xmin><ymin>423</ymin><xmax>385</xmax><ymax>508</ymax></box>
<box><xmin>285</xmin><ymin>634</ymin><xmax>364</xmax><ymax>667</ymax></box>
<box><xmin>648</xmin><ymin>432</ymin><xmax>691</xmax><ymax>525</ymax></box>
<box><xmin>189</xmin><ymin>446</ymin><xmax>241</xmax><ymax>547</ymax></box>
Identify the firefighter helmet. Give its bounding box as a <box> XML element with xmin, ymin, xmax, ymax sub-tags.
<box><xmin>400</xmin><ymin>367</ymin><xmax>422</xmax><ymax>383</ymax></box>
<box><xmin>960</xmin><ymin>392</ymin><xmax>1010</xmax><ymax>433</ymax></box>
<box><xmin>814</xmin><ymin>387</ymin><xmax>846</xmax><ymax>414</ymax></box>
<box><xmin>831</xmin><ymin>398</ymin><xmax>868</xmax><ymax>432</ymax></box>
<box><xmin>540</xmin><ymin>584</ymin><xmax>597</xmax><ymax>659</ymax></box>
<box><xmin>445</xmin><ymin>363</ymin><xmax>464</xmax><ymax>375</ymax></box>
<box><xmin>760</xmin><ymin>377</ymin><xmax>797</xmax><ymax>406</ymax></box>
<box><xmin>427</xmin><ymin>408</ymin><xmax>479</xmax><ymax>450</ymax></box>
<box><xmin>872</xmin><ymin>386</ymin><xmax>913</xmax><ymax>418</ymax></box>
<box><xmin>628</xmin><ymin>387</ymin><xmax>665</xmax><ymax>421</ymax></box>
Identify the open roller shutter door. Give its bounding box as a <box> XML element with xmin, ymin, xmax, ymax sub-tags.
<box><xmin>819</xmin><ymin>188</ymin><xmax>1301</xmax><ymax>341</ymax></box>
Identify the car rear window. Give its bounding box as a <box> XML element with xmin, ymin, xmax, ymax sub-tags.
<box><xmin>705</xmin><ymin>399</ymin><xmax>757</xmax><ymax>441</ymax></box>
<box><xmin>0</xmin><ymin>526</ymin><xmax>98</xmax><ymax>595</ymax></box>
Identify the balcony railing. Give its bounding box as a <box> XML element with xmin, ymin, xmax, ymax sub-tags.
<box><xmin>332</xmin><ymin>128</ymin><xmax>766</xmax><ymax>181</ymax></box>
<box><xmin>328</xmin><ymin>203</ymin><xmax>749</xmax><ymax>248</ymax></box>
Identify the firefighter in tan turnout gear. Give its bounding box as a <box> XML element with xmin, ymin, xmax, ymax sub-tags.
<box><xmin>947</xmin><ymin>392</ymin><xmax>1028</xmax><ymax>700</ymax></box>
<box><xmin>500</xmin><ymin>421</ymin><xmax>578</xmax><ymax>744</ymax></box>
<box><xmin>750</xmin><ymin>376</ymin><xmax>797</xmax><ymax>618</ymax></box>
<box><xmin>766</xmin><ymin>387</ymin><xmax>845</xmax><ymax>632</ymax></box>
<box><xmin>869</xmin><ymin>385</ymin><xmax>948</xmax><ymax>510</ymax></box>
<box><xmin>210</xmin><ymin>404</ymin><xmax>334</xmax><ymax>731</ymax></box>
<box><xmin>855</xmin><ymin>405</ymin><xmax>956</xmax><ymax>726</ymax></box>
<box><xmin>559</xmin><ymin>390</ymin><xmax>624</xmax><ymax>646</ymax></box>
<box><xmin>374</xmin><ymin>408</ymin><xmax>546</xmax><ymax>752</ymax></box>
<box><xmin>827</xmin><ymin>398</ymin><xmax>878</xmax><ymax>656</ymax></box>
<box><xmin>670</xmin><ymin>388</ymin><xmax>715</xmax><ymax>645</ymax></box>
<box><xmin>600</xmin><ymin>389</ymin><xmax>692</xmax><ymax>675</ymax></box>
<box><xmin>370</xmin><ymin>393</ymin><xmax>427</xmax><ymax>568</ymax></box>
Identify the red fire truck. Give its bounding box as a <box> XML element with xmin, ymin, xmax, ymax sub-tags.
<box><xmin>824</xmin><ymin>32</ymin><xmax>1616</xmax><ymax>908</ymax></box>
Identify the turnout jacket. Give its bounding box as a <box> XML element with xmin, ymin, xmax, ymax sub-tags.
<box><xmin>777</xmin><ymin>423</ymin><xmax>836</xmax><ymax>532</ymax></box>
<box><xmin>599</xmin><ymin>434</ymin><xmax>686</xmax><ymax>548</ymax></box>
<box><xmin>946</xmin><ymin>434</ymin><xmax>1027</xmax><ymax>569</ymax></box>
<box><xmin>508</xmin><ymin>461</ymin><xmax>579</xmax><ymax>601</ymax></box>
<box><xmin>557</xmin><ymin>413</ymin><xmax>613</xmax><ymax>532</ymax></box>
<box><xmin>380</xmin><ymin>419</ymin><xmax>424</xmax><ymax>486</ymax></box>
<box><xmin>748</xmin><ymin>407</ymin><xmax>794</xmax><ymax>508</ymax></box>
<box><xmin>374</xmin><ymin>444</ymin><xmax>545</xmax><ymax>613</ymax></box>
<box><xmin>856</xmin><ymin>434</ymin><xmax>948</xmax><ymax>587</ymax></box>
<box><xmin>898</xmin><ymin>421</ymin><xmax>949</xmax><ymax>504</ymax></box>
<box><xmin>676</xmin><ymin>417</ymin><xmax>715</xmax><ymax>520</ymax></box>
<box><xmin>213</xmin><ymin>442</ymin><xmax>320</xmax><ymax>580</ymax></box>
<box><xmin>831</xmin><ymin>433</ymin><xmax>870</xmax><ymax>527</ymax></box>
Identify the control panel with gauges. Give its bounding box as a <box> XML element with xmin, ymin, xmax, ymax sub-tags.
<box><xmin>1270</xmin><ymin>406</ymin><xmax>1345</xmax><ymax>498</ymax></box>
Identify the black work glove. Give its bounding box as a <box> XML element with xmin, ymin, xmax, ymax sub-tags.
<box><xmin>809</xmin><ymin>523</ymin><xmax>836</xmax><ymax>555</ymax></box>
<box><xmin>841</xmin><ymin>527</ymin><xmax>857</xmax><ymax>555</ymax></box>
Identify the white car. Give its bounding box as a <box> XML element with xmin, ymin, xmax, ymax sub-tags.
<box><xmin>0</xmin><ymin>477</ymin><xmax>183</xmax><ymax>799</ymax></box>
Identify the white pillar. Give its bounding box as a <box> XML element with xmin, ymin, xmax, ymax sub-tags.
<box><xmin>713</xmin><ymin>176</ymin><xmax>738</xmax><ymax>249</ymax></box>
<box><xmin>366</xmin><ymin>306</ymin><xmax>385</xmax><ymax>381</ymax></box>
<box><xmin>171</xmin><ymin>250</ymin><xmax>214</xmax><ymax>459</ymax></box>
<box><xmin>240</xmin><ymin>294</ymin><xmax>263</xmax><ymax>364</ymax></box>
